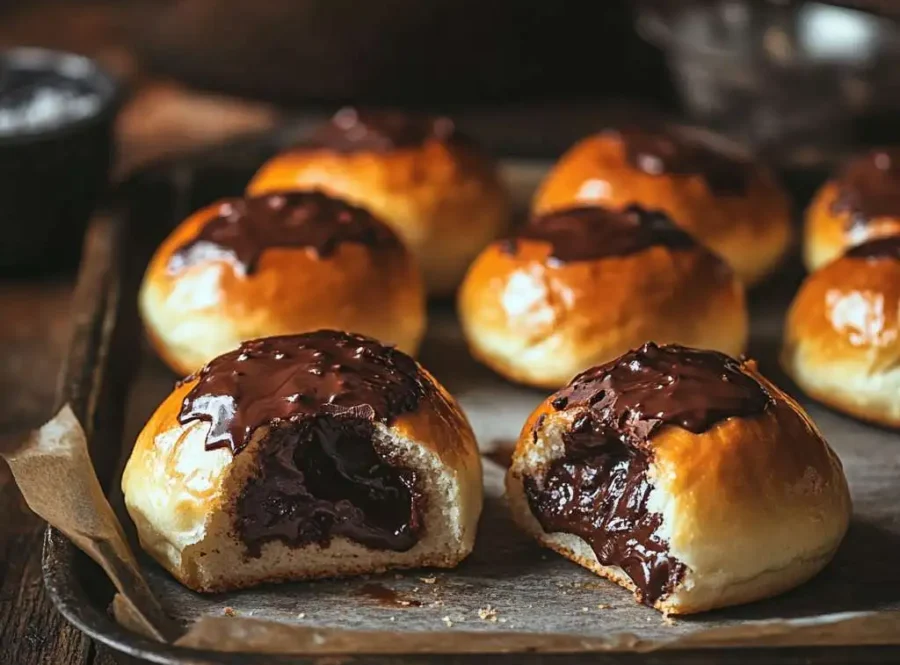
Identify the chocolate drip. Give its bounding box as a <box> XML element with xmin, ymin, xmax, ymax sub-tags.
<box><xmin>168</xmin><ymin>191</ymin><xmax>397</xmax><ymax>275</ymax></box>
<box><xmin>178</xmin><ymin>331</ymin><xmax>427</xmax><ymax>455</ymax></box>
<box><xmin>524</xmin><ymin>445</ymin><xmax>679</xmax><ymax>603</ymax></box>
<box><xmin>236</xmin><ymin>416</ymin><xmax>424</xmax><ymax>556</ymax></box>
<box><xmin>310</xmin><ymin>107</ymin><xmax>457</xmax><ymax>153</ymax></box>
<box><xmin>614</xmin><ymin>127</ymin><xmax>753</xmax><ymax>196</ymax></box>
<box><xmin>525</xmin><ymin>343</ymin><xmax>772</xmax><ymax>604</ymax></box>
<box><xmin>844</xmin><ymin>236</ymin><xmax>900</xmax><ymax>261</ymax></box>
<box><xmin>831</xmin><ymin>149</ymin><xmax>900</xmax><ymax>230</ymax></box>
<box><xmin>498</xmin><ymin>205</ymin><xmax>696</xmax><ymax>265</ymax></box>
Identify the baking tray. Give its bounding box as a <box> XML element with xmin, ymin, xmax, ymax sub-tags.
<box><xmin>43</xmin><ymin>125</ymin><xmax>900</xmax><ymax>664</ymax></box>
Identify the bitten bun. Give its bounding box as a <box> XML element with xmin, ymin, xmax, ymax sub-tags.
<box><xmin>507</xmin><ymin>343</ymin><xmax>851</xmax><ymax>615</ymax></box>
<box><xmin>783</xmin><ymin>236</ymin><xmax>900</xmax><ymax>427</ymax></box>
<box><xmin>247</xmin><ymin>108</ymin><xmax>510</xmax><ymax>296</ymax></box>
<box><xmin>122</xmin><ymin>331</ymin><xmax>483</xmax><ymax>593</ymax></box>
<box><xmin>803</xmin><ymin>148</ymin><xmax>900</xmax><ymax>271</ymax></box>
<box><xmin>139</xmin><ymin>190</ymin><xmax>425</xmax><ymax>376</ymax></box>
<box><xmin>458</xmin><ymin>205</ymin><xmax>747</xmax><ymax>389</ymax></box>
<box><xmin>532</xmin><ymin>127</ymin><xmax>792</xmax><ymax>286</ymax></box>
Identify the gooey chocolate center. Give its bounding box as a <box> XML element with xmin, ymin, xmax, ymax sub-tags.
<box><xmin>178</xmin><ymin>331</ymin><xmax>432</xmax><ymax>554</ymax></box>
<box><xmin>238</xmin><ymin>416</ymin><xmax>423</xmax><ymax>556</ymax></box>
<box><xmin>524</xmin><ymin>343</ymin><xmax>773</xmax><ymax>605</ymax></box>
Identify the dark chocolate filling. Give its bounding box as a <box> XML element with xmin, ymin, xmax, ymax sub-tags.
<box><xmin>168</xmin><ymin>191</ymin><xmax>398</xmax><ymax>275</ymax></box>
<box><xmin>831</xmin><ymin>149</ymin><xmax>900</xmax><ymax>231</ymax></box>
<box><xmin>524</xmin><ymin>431</ymin><xmax>680</xmax><ymax>603</ymax></box>
<box><xmin>498</xmin><ymin>204</ymin><xmax>697</xmax><ymax>265</ymax></box>
<box><xmin>237</xmin><ymin>416</ymin><xmax>424</xmax><ymax>556</ymax></box>
<box><xmin>612</xmin><ymin>126</ymin><xmax>753</xmax><ymax>196</ymax></box>
<box><xmin>309</xmin><ymin>107</ymin><xmax>457</xmax><ymax>153</ymax></box>
<box><xmin>844</xmin><ymin>235</ymin><xmax>900</xmax><ymax>261</ymax></box>
<box><xmin>179</xmin><ymin>331</ymin><xmax>432</xmax><ymax>554</ymax></box>
<box><xmin>525</xmin><ymin>343</ymin><xmax>773</xmax><ymax>605</ymax></box>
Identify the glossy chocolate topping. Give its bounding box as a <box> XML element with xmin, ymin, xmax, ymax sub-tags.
<box><xmin>525</xmin><ymin>343</ymin><xmax>772</xmax><ymax>605</ymax></box>
<box><xmin>168</xmin><ymin>191</ymin><xmax>398</xmax><ymax>275</ymax></box>
<box><xmin>844</xmin><ymin>235</ymin><xmax>900</xmax><ymax>261</ymax></box>
<box><xmin>310</xmin><ymin>107</ymin><xmax>457</xmax><ymax>153</ymax></box>
<box><xmin>236</xmin><ymin>416</ymin><xmax>424</xmax><ymax>556</ymax></box>
<box><xmin>613</xmin><ymin>127</ymin><xmax>753</xmax><ymax>196</ymax></box>
<box><xmin>832</xmin><ymin>149</ymin><xmax>900</xmax><ymax>230</ymax></box>
<box><xmin>178</xmin><ymin>330</ymin><xmax>427</xmax><ymax>455</ymax></box>
<box><xmin>498</xmin><ymin>205</ymin><xmax>697</xmax><ymax>265</ymax></box>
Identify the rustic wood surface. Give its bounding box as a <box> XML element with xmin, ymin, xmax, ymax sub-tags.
<box><xmin>0</xmin><ymin>3</ymin><xmax>281</xmax><ymax>662</ymax></box>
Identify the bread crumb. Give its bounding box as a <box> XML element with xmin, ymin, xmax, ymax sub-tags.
<box><xmin>499</xmin><ymin>617</ymin><xmax>508</xmax><ymax>623</ymax></box>
<box><xmin>390</xmin><ymin>616</ymin><xmax>396</xmax><ymax>622</ymax></box>
<box><xmin>477</xmin><ymin>605</ymin><xmax>498</xmax><ymax>622</ymax></box>
<box><xmin>581</xmin><ymin>607</ymin><xmax>589</xmax><ymax>612</ymax></box>
<box><xmin>430</xmin><ymin>600</ymin><xmax>445</xmax><ymax>607</ymax></box>
<box><xmin>662</xmin><ymin>615</ymin><xmax>676</xmax><ymax>626</ymax></box>
<box><xmin>297</xmin><ymin>613</ymin><xmax>306</xmax><ymax>619</ymax></box>
<box><xmin>442</xmin><ymin>616</ymin><xmax>453</xmax><ymax>627</ymax></box>
<box><xmin>420</xmin><ymin>576</ymin><xmax>437</xmax><ymax>584</ymax></box>
<box><xmin>597</xmin><ymin>604</ymin><xmax>611</xmax><ymax>610</ymax></box>
<box><xmin>223</xmin><ymin>607</ymin><xmax>235</xmax><ymax>617</ymax></box>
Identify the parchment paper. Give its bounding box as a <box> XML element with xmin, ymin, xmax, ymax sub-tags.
<box><xmin>103</xmin><ymin>291</ymin><xmax>900</xmax><ymax>653</ymax></box>
<box><xmin>11</xmin><ymin>157</ymin><xmax>900</xmax><ymax>655</ymax></box>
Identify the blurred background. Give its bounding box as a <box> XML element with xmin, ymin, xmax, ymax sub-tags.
<box><xmin>4</xmin><ymin>0</ymin><xmax>900</xmax><ymax>175</ymax></box>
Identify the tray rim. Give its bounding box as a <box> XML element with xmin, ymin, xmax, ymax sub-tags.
<box><xmin>41</xmin><ymin>131</ymin><xmax>900</xmax><ymax>664</ymax></box>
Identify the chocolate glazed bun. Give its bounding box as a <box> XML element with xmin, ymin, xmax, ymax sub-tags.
<box><xmin>784</xmin><ymin>236</ymin><xmax>900</xmax><ymax>427</ymax></box>
<box><xmin>122</xmin><ymin>331</ymin><xmax>483</xmax><ymax>592</ymax></box>
<box><xmin>507</xmin><ymin>344</ymin><xmax>850</xmax><ymax>615</ymax></box>
<box><xmin>532</xmin><ymin>127</ymin><xmax>792</xmax><ymax>286</ymax></box>
<box><xmin>247</xmin><ymin>108</ymin><xmax>511</xmax><ymax>296</ymax></box>
<box><xmin>139</xmin><ymin>190</ymin><xmax>425</xmax><ymax>376</ymax></box>
<box><xmin>803</xmin><ymin>148</ymin><xmax>900</xmax><ymax>271</ymax></box>
<box><xmin>458</xmin><ymin>205</ymin><xmax>747</xmax><ymax>389</ymax></box>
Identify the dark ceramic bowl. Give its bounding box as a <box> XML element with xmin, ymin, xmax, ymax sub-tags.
<box><xmin>0</xmin><ymin>48</ymin><xmax>119</xmax><ymax>271</ymax></box>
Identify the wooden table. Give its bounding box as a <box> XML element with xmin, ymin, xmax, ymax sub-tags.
<box><xmin>0</xmin><ymin>3</ymin><xmax>282</xmax><ymax>662</ymax></box>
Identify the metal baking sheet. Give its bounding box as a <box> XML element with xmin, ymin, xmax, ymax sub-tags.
<box><xmin>44</xmin><ymin>127</ymin><xmax>900</xmax><ymax>664</ymax></box>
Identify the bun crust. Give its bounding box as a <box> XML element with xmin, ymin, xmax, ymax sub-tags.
<box><xmin>803</xmin><ymin>181</ymin><xmax>900</xmax><ymax>271</ymax></box>
<box><xmin>506</xmin><ymin>363</ymin><xmax>851</xmax><ymax>615</ymax></box>
<box><xmin>533</xmin><ymin>132</ymin><xmax>792</xmax><ymax>285</ymax></box>
<box><xmin>782</xmin><ymin>252</ymin><xmax>900</xmax><ymax>427</ymax></box>
<box><xmin>122</xmin><ymin>363</ymin><xmax>483</xmax><ymax>593</ymax></box>
<box><xmin>458</xmin><ymin>239</ymin><xmax>747</xmax><ymax>389</ymax></box>
<box><xmin>248</xmin><ymin>140</ymin><xmax>509</xmax><ymax>296</ymax></box>
<box><xmin>139</xmin><ymin>200</ymin><xmax>425</xmax><ymax>375</ymax></box>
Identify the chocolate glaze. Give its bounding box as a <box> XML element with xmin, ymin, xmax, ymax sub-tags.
<box><xmin>179</xmin><ymin>331</ymin><xmax>430</xmax><ymax>554</ymax></box>
<box><xmin>525</xmin><ymin>343</ymin><xmax>772</xmax><ymax>604</ymax></box>
<box><xmin>498</xmin><ymin>205</ymin><xmax>697</xmax><ymax>265</ymax></box>
<box><xmin>831</xmin><ymin>149</ymin><xmax>900</xmax><ymax>230</ymax></box>
<box><xmin>310</xmin><ymin>107</ymin><xmax>457</xmax><ymax>153</ymax></box>
<box><xmin>612</xmin><ymin>127</ymin><xmax>753</xmax><ymax>196</ymax></box>
<box><xmin>178</xmin><ymin>330</ymin><xmax>428</xmax><ymax>454</ymax></box>
<box><xmin>237</xmin><ymin>416</ymin><xmax>424</xmax><ymax>556</ymax></box>
<box><xmin>168</xmin><ymin>191</ymin><xmax>397</xmax><ymax>275</ymax></box>
<box><xmin>844</xmin><ymin>235</ymin><xmax>900</xmax><ymax>261</ymax></box>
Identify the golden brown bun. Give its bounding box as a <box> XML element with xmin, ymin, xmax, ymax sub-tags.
<box><xmin>782</xmin><ymin>253</ymin><xmax>900</xmax><ymax>427</ymax></box>
<box><xmin>458</xmin><ymin>240</ymin><xmax>747</xmax><ymax>389</ymax></box>
<box><xmin>533</xmin><ymin>132</ymin><xmax>792</xmax><ymax>286</ymax></box>
<box><xmin>506</xmin><ymin>364</ymin><xmax>851</xmax><ymax>615</ymax></box>
<box><xmin>139</xmin><ymin>200</ymin><xmax>425</xmax><ymax>376</ymax></box>
<box><xmin>803</xmin><ymin>181</ymin><xmax>900</xmax><ymax>271</ymax></box>
<box><xmin>247</xmin><ymin>138</ymin><xmax>510</xmax><ymax>297</ymax></box>
<box><xmin>122</xmin><ymin>365</ymin><xmax>483</xmax><ymax>593</ymax></box>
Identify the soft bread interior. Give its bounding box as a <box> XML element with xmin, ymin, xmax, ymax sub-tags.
<box><xmin>125</xmin><ymin>419</ymin><xmax>477</xmax><ymax>593</ymax></box>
